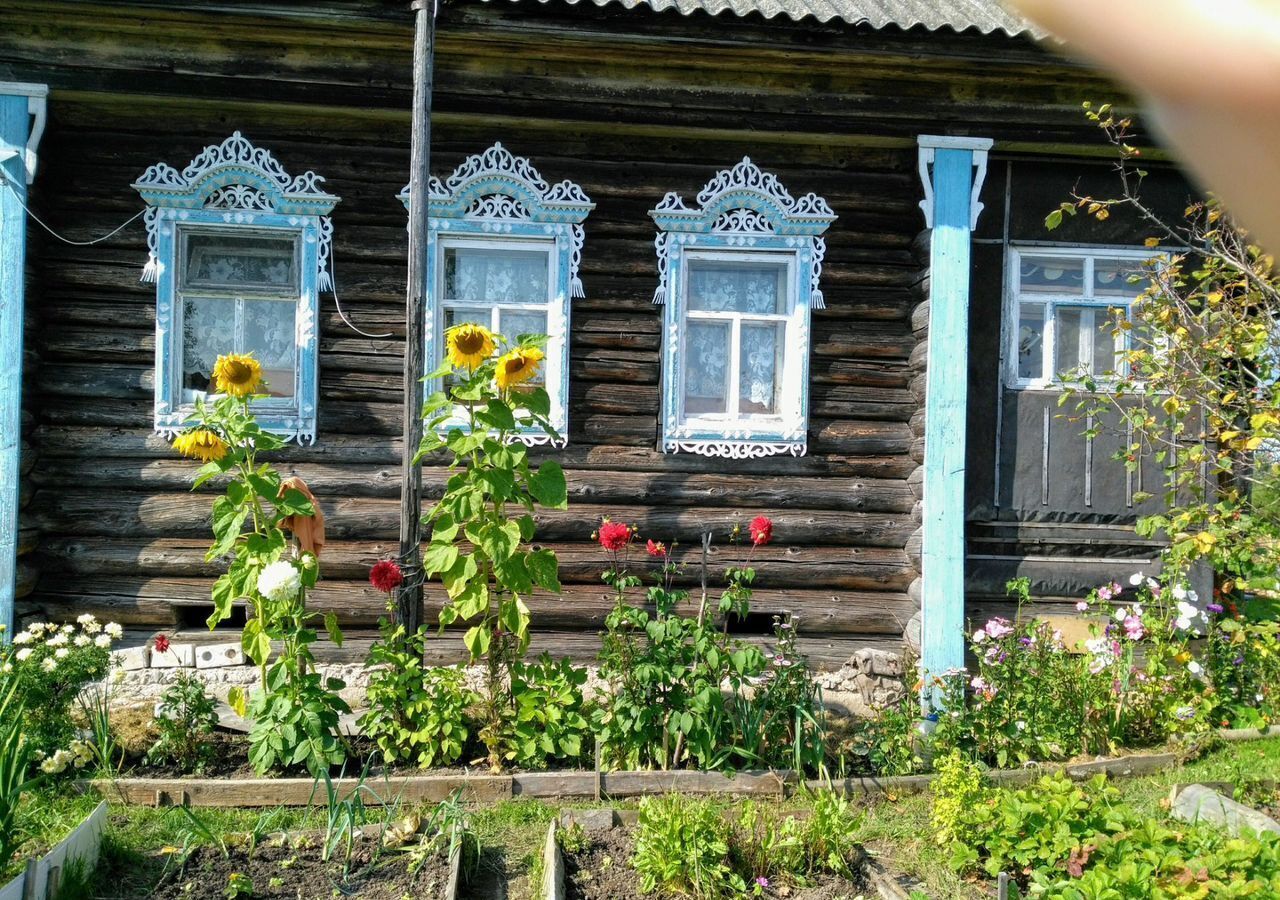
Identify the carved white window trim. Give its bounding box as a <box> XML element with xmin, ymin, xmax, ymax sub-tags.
<box><xmin>133</xmin><ymin>132</ymin><xmax>338</xmax><ymax>444</ymax></box>
<box><xmin>650</xmin><ymin>157</ymin><xmax>835</xmax><ymax>459</ymax></box>
<box><xmin>400</xmin><ymin>142</ymin><xmax>594</xmax><ymax>448</ymax></box>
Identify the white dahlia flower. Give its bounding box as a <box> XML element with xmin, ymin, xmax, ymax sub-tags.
<box><xmin>257</xmin><ymin>560</ymin><xmax>302</xmax><ymax>604</ymax></box>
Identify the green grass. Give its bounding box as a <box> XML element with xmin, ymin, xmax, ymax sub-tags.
<box><xmin>1</xmin><ymin>787</ymin><xmax>102</xmax><ymax>882</ymax></box>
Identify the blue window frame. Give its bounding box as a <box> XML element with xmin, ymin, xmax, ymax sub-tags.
<box><xmin>134</xmin><ymin>132</ymin><xmax>338</xmax><ymax>443</ymax></box>
<box><xmin>651</xmin><ymin>158</ymin><xmax>835</xmax><ymax>458</ymax></box>
<box><xmin>401</xmin><ymin>143</ymin><xmax>593</xmax><ymax>447</ymax></box>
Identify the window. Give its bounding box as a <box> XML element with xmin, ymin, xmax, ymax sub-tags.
<box><xmin>402</xmin><ymin>143</ymin><xmax>593</xmax><ymax>447</ymax></box>
<box><xmin>134</xmin><ymin>132</ymin><xmax>338</xmax><ymax>442</ymax></box>
<box><xmin>651</xmin><ymin>158</ymin><xmax>835</xmax><ymax>458</ymax></box>
<box><xmin>1007</xmin><ymin>246</ymin><xmax>1157</xmax><ymax>389</ymax></box>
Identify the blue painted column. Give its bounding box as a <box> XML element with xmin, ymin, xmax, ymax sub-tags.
<box><xmin>0</xmin><ymin>83</ymin><xmax>47</xmax><ymax>643</ymax></box>
<box><xmin>917</xmin><ymin>135</ymin><xmax>991</xmax><ymax>705</ymax></box>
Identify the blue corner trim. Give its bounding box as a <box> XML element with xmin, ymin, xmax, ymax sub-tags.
<box><xmin>0</xmin><ymin>94</ymin><xmax>33</xmax><ymax>641</ymax></box>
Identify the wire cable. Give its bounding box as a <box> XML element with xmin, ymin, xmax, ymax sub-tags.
<box><xmin>328</xmin><ymin>247</ymin><xmax>394</xmax><ymax>339</ymax></box>
<box><xmin>0</xmin><ymin>168</ymin><xmax>145</xmax><ymax>246</ymax></box>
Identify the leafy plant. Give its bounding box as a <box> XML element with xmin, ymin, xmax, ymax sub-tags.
<box><xmin>799</xmin><ymin>789</ymin><xmax>863</xmax><ymax>880</ymax></box>
<box><xmin>0</xmin><ymin>676</ymin><xmax>39</xmax><ymax>868</ymax></box>
<box><xmin>360</xmin><ymin>621</ymin><xmax>477</xmax><ymax>769</ymax></box>
<box><xmin>416</xmin><ymin>325</ymin><xmax>567</xmax><ymax>771</ymax></box>
<box><xmin>314</xmin><ymin>762</ymin><xmax>394</xmax><ymax>877</ymax></box>
<box><xmin>247</xmin><ymin>663</ymin><xmax>348</xmax><ymax>776</ymax></box>
<box><xmin>147</xmin><ymin>672</ymin><xmax>219</xmax><ymax>774</ymax></box>
<box><xmin>224</xmin><ymin>872</ymin><xmax>255</xmax><ymax>899</ymax></box>
<box><xmin>76</xmin><ymin>681</ymin><xmax>122</xmax><ymax>777</ymax></box>
<box><xmin>173</xmin><ymin>806</ymin><xmax>230</xmax><ymax>861</ymax></box>
<box><xmin>929</xmin><ymin>750</ymin><xmax>989</xmax><ymax>847</ymax></box>
<box><xmin>505</xmin><ymin>653</ymin><xmax>591</xmax><ymax>769</ymax></box>
<box><xmin>729</xmin><ymin>615</ymin><xmax>825</xmax><ymax>773</ymax></box>
<box><xmin>633</xmin><ymin>795</ymin><xmax>745</xmax><ymax>900</ymax></box>
<box><xmin>730</xmin><ymin>800</ymin><xmax>804</xmax><ymax>886</ymax></box>
<box><xmin>171</xmin><ymin>352</ymin><xmax>347</xmax><ymax>776</ymax></box>
<box><xmin>594</xmin><ymin>526</ymin><xmax>768</xmax><ymax>771</ymax></box>
<box><xmin>948</xmin><ymin>772</ymin><xmax>1123</xmax><ymax>879</ymax></box>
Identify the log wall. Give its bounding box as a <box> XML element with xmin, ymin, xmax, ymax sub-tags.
<box><xmin>2</xmin><ymin>0</ymin><xmax>1148</xmax><ymax>667</ymax></box>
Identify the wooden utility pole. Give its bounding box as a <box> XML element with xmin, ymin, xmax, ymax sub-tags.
<box><xmin>396</xmin><ymin>0</ymin><xmax>437</xmax><ymax>634</ymax></box>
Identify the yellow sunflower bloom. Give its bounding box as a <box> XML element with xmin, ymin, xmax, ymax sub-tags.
<box><xmin>495</xmin><ymin>346</ymin><xmax>544</xmax><ymax>390</ymax></box>
<box><xmin>172</xmin><ymin>428</ymin><xmax>229</xmax><ymax>463</ymax></box>
<box><xmin>212</xmin><ymin>353</ymin><xmax>264</xmax><ymax>397</ymax></box>
<box><xmin>445</xmin><ymin>323</ymin><xmax>496</xmax><ymax>370</ymax></box>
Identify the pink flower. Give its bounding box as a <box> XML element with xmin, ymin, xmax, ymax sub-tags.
<box><xmin>1123</xmin><ymin>615</ymin><xmax>1145</xmax><ymax>641</ymax></box>
<box><xmin>598</xmin><ymin>521</ymin><xmax>632</xmax><ymax>552</ymax></box>
<box><xmin>369</xmin><ymin>560</ymin><xmax>404</xmax><ymax>594</ymax></box>
<box><xmin>748</xmin><ymin>516</ymin><xmax>773</xmax><ymax>546</ymax></box>
<box><xmin>646</xmin><ymin>539</ymin><xmax>667</xmax><ymax>558</ymax></box>
<box><xmin>1098</xmin><ymin>586</ymin><xmax>1114</xmax><ymax>602</ymax></box>
<box><xmin>984</xmin><ymin>618</ymin><xmax>1014</xmax><ymax>640</ymax></box>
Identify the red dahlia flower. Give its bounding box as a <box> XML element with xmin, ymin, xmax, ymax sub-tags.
<box><xmin>646</xmin><ymin>539</ymin><xmax>667</xmax><ymax>557</ymax></box>
<box><xmin>598</xmin><ymin>521</ymin><xmax>632</xmax><ymax>552</ymax></box>
<box><xmin>153</xmin><ymin>634</ymin><xmax>170</xmax><ymax>654</ymax></box>
<box><xmin>369</xmin><ymin>560</ymin><xmax>405</xmax><ymax>593</ymax></box>
<box><xmin>748</xmin><ymin>516</ymin><xmax>773</xmax><ymax>546</ymax></box>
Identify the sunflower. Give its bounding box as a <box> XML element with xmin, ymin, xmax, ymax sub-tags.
<box><xmin>212</xmin><ymin>353</ymin><xmax>264</xmax><ymax>397</ymax></box>
<box><xmin>495</xmin><ymin>346</ymin><xmax>544</xmax><ymax>390</ymax></box>
<box><xmin>173</xmin><ymin>428</ymin><xmax>229</xmax><ymax>463</ymax></box>
<box><xmin>445</xmin><ymin>323</ymin><xmax>496</xmax><ymax>370</ymax></box>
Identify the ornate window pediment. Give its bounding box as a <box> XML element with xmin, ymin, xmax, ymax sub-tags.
<box><xmin>400</xmin><ymin>142</ymin><xmax>594</xmax><ymax>447</ymax></box>
<box><xmin>134</xmin><ymin>132</ymin><xmax>338</xmax><ymax>444</ymax></box>
<box><xmin>651</xmin><ymin>158</ymin><xmax>835</xmax><ymax>459</ymax></box>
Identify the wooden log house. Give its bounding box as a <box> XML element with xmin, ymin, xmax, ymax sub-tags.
<box><xmin>0</xmin><ymin>0</ymin><xmax>1200</xmax><ymax>677</ymax></box>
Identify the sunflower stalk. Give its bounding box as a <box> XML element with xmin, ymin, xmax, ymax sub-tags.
<box><xmin>417</xmin><ymin>325</ymin><xmax>567</xmax><ymax>771</ymax></box>
<box><xmin>169</xmin><ymin>353</ymin><xmax>349</xmax><ymax>776</ymax></box>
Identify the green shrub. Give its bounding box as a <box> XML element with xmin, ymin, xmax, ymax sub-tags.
<box><xmin>360</xmin><ymin>622</ymin><xmax>476</xmax><ymax>769</ymax></box>
<box><xmin>633</xmin><ymin>795</ymin><xmax>744</xmax><ymax>900</ymax></box>
<box><xmin>1028</xmin><ymin>817</ymin><xmax>1280</xmax><ymax>898</ymax></box>
<box><xmin>800</xmin><ymin>789</ymin><xmax>863</xmax><ymax>879</ymax></box>
<box><xmin>147</xmin><ymin>671</ymin><xmax>219</xmax><ymax>774</ymax></box>
<box><xmin>929</xmin><ymin>750</ymin><xmax>988</xmax><ymax>848</ymax></box>
<box><xmin>949</xmin><ymin>772</ymin><xmax>1123</xmax><ymax>878</ymax></box>
<box><xmin>505</xmin><ymin>653</ymin><xmax>591</xmax><ymax>769</ymax></box>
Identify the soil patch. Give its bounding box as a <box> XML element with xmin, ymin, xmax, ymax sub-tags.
<box><xmin>154</xmin><ymin>842</ymin><xmax>450</xmax><ymax>899</ymax></box>
<box><xmin>563</xmin><ymin>828</ymin><xmax>866</xmax><ymax>900</ymax></box>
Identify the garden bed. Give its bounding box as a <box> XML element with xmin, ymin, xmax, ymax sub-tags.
<box><xmin>154</xmin><ymin>839</ymin><xmax>455</xmax><ymax>900</ymax></box>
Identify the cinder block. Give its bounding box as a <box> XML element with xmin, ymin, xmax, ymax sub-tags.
<box><xmin>113</xmin><ymin>646</ymin><xmax>150</xmax><ymax>671</ymax></box>
<box><xmin>149</xmin><ymin>642</ymin><xmax>196</xmax><ymax>668</ymax></box>
<box><xmin>561</xmin><ymin>809</ymin><xmax>615</xmax><ymax>832</ymax></box>
<box><xmin>196</xmin><ymin>642</ymin><xmax>245</xmax><ymax>669</ymax></box>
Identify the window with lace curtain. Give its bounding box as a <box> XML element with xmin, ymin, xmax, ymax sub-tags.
<box><xmin>133</xmin><ymin>132</ymin><xmax>339</xmax><ymax>444</ymax></box>
<box><xmin>402</xmin><ymin>143</ymin><xmax>594</xmax><ymax>447</ymax></box>
<box><xmin>651</xmin><ymin>158</ymin><xmax>835</xmax><ymax>459</ymax></box>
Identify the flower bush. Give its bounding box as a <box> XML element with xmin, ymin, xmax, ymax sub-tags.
<box><xmin>592</xmin><ymin>516</ymin><xmax>820</xmax><ymax>772</ymax></box>
<box><xmin>3</xmin><ymin>615</ymin><xmax>120</xmax><ymax>756</ymax></box>
<box><xmin>170</xmin><ymin>351</ymin><xmax>347</xmax><ymax>776</ymax></box>
<box><xmin>416</xmin><ymin>324</ymin><xmax>566</xmax><ymax>771</ymax></box>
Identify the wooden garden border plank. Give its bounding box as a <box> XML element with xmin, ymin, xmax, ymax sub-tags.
<box><xmin>81</xmin><ymin>725</ymin><xmax>1280</xmax><ymax>808</ymax></box>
